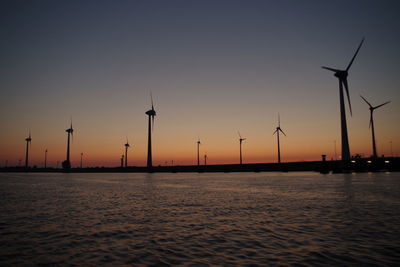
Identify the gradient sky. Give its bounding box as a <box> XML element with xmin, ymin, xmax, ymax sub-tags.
<box><xmin>1</xmin><ymin>0</ymin><xmax>399</xmax><ymax>167</ymax></box>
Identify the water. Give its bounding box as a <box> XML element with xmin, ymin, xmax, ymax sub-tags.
<box><xmin>0</xmin><ymin>172</ymin><xmax>399</xmax><ymax>266</ymax></box>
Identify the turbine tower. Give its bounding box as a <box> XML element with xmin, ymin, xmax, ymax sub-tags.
<box><xmin>124</xmin><ymin>138</ymin><xmax>130</xmax><ymax>167</ymax></box>
<box><xmin>62</xmin><ymin>120</ymin><xmax>74</xmax><ymax>169</ymax></box>
<box><xmin>238</xmin><ymin>132</ymin><xmax>246</xmax><ymax>165</ymax></box>
<box><xmin>360</xmin><ymin>95</ymin><xmax>390</xmax><ymax>158</ymax></box>
<box><xmin>322</xmin><ymin>38</ymin><xmax>364</xmax><ymax>161</ymax></box>
<box><xmin>273</xmin><ymin>114</ymin><xmax>286</xmax><ymax>164</ymax></box>
<box><xmin>145</xmin><ymin>93</ymin><xmax>156</xmax><ymax>168</ymax></box>
<box><xmin>197</xmin><ymin>138</ymin><xmax>201</xmax><ymax>166</ymax></box>
<box><xmin>24</xmin><ymin>131</ymin><xmax>32</xmax><ymax>168</ymax></box>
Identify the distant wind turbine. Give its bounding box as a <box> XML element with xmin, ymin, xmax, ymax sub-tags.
<box><xmin>145</xmin><ymin>92</ymin><xmax>156</xmax><ymax>168</ymax></box>
<box><xmin>124</xmin><ymin>138</ymin><xmax>130</xmax><ymax>167</ymax></box>
<box><xmin>322</xmin><ymin>38</ymin><xmax>364</xmax><ymax>160</ymax></box>
<box><xmin>24</xmin><ymin>130</ymin><xmax>32</xmax><ymax>168</ymax></box>
<box><xmin>80</xmin><ymin>152</ymin><xmax>83</xmax><ymax>168</ymax></box>
<box><xmin>273</xmin><ymin>114</ymin><xmax>286</xmax><ymax>164</ymax></box>
<box><xmin>360</xmin><ymin>95</ymin><xmax>390</xmax><ymax>158</ymax></box>
<box><xmin>44</xmin><ymin>149</ymin><xmax>48</xmax><ymax>168</ymax></box>
<box><xmin>238</xmin><ymin>132</ymin><xmax>246</xmax><ymax>165</ymax></box>
<box><xmin>62</xmin><ymin>119</ymin><xmax>74</xmax><ymax>169</ymax></box>
<box><xmin>197</xmin><ymin>138</ymin><xmax>201</xmax><ymax>166</ymax></box>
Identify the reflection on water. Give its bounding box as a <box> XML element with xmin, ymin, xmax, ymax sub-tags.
<box><xmin>0</xmin><ymin>172</ymin><xmax>399</xmax><ymax>265</ymax></box>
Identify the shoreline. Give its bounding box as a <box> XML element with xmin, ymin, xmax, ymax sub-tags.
<box><xmin>1</xmin><ymin>157</ymin><xmax>399</xmax><ymax>174</ymax></box>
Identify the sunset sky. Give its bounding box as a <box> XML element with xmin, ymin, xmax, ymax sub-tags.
<box><xmin>1</xmin><ymin>0</ymin><xmax>399</xmax><ymax>167</ymax></box>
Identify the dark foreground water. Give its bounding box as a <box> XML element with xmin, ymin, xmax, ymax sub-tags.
<box><xmin>0</xmin><ymin>172</ymin><xmax>399</xmax><ymax>266</ymax></box>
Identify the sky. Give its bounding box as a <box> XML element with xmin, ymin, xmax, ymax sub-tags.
<box><xmin>1</xmin><ymin>0</ymin><xmax>399</xmax><ymax>167</ymax></box>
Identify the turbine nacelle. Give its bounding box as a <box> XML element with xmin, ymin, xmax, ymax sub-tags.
<box><xmin>146</xmin><ymin>109</ymin><xmax>156</xmax><ymax>116</ymax></box>
<box><xmin>25</xmin><ymin>131</ymin><xmax>32</xmax><ymax>142</ymax></box>
<box><xmin>334</xmin><ymin>70</ymin><xmax>348</xmax><ymax>79</ymax></box>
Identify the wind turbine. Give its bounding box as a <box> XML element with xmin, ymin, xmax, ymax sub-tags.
<box><xmin>124</xmin><ymin>138</ymin><xmax>130</xmax><ymax>167</ymax></box>
<box><xmin>360</xmin><ymin>95</ymin><xmax>390</xmax><ymax>158</ymax></box>
<box><xmin>44</xmin><ymin>149</ymin><xmax>48</xmax><ymax>168</ymax></box>
<box><xmin>273</xmin><ymin>114</ymin><xmax>286</xmax><ymax>164</ymax></box>
<box><xmin>80</xmin><ymin>152</ymin><xmax>83</xmax><ymax>168</ymax></box>
<box><xmin>24</xmin><ymin>130</ymin><xmax>32</xmax><ymax>168</ymax></box>
<box><xmin>197</xmin><ymin>138</ymin><xmax>201</xmax><ymax>166</ymax></box>
<box><xmin>145</xmin><ymin>92</ymin><xmax>156</xmax><ymax>168</ymax></box>
<box><xmin>322</xmin><ymin>38</ymin><xmax>364</xmax><ymax>161</ymax></box>
<box><xmin>62</xmin><ymin>119</ymin><xmax>74</xmax><ymax>169</ymax></box>
<box><xmin>238</xmin><ymin>132</ymin><xmax>246</xmax><ymax>165</ymax></box>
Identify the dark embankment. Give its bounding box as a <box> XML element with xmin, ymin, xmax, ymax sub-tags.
<box><xmin>1</xmin><ymin>157</ymin><xmax>399</xmax><ymax>173</ymax></box>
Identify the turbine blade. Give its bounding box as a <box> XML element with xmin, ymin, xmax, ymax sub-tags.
<box><xmin>346</xmin><ymin>37</ymin><xmax>364</xmax><ymax>72</ymax></box>
<box><xmin>374</xmin><ymin>101</ymin><xmax>391</xmax><ymax>110</ymax></box>
<box><xmin>342</xmin><ymin>78</ymin><xmax>352</xmax><ymax>116</ymax></box>
<box><xmin>238</xmin><ymin>131</ymin><xmax>241</xmax><ymax>139</ymax></box>
<box><xmin>273</xmin><ymin>129</ymin><xmax>277</xmax><ymax>135</ymax></box>
<box><xmin>369</xmin><ymin>112</ymin><xmax>373</xmax><ymax>129</ymax></box>
<box><xmin>360</xmin><ymin>95</ymin><xmax>372</xmax><ymax>107</ymax></box>
<box><xmin>322</xmin><ymin>66</ymin><xmax>340</xmax><ymax>72</ymax></box>
<box><xmin>150</xmin><ymin>90</ymin><xmax>154</xmax><ymax>110</ymax></box>
<box><xmin>279</xmin><ymin>128</ymin><xmax>287</xmax><ymax>136</ymax></box>
<box><xmin>278</xmin><ymin>113</ymin><xmax>280</xmax><ymax>127</ymax></box>
<box><xmin>152</xmin><ymin>115</ymin><xmax>154</xmax><ymax>132</ymax></box>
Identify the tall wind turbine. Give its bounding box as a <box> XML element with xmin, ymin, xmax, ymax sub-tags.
<box><xmin>24</xmin><ymin>131</ymin><xmax>32</xmax><ymax>168</ymax></box>
<box><xmin>145</xmin><ymin>93</ymin><xmax>156</xmax><ymax>168</ymax></box>
<box><xmin>197</xmin><ymin>138</ymin><xmax>201</xmax><ymax>166</ymax></box>
<box><xmin>322</xmin><ymin>38</ymin><xmax>364</xmax><ymax>161</ymax></box>
<box><xmin>62</xmin><ymin>120</ymin><xmax>74</xmax><ymax>169</ymax></box>
<box><xmin>124</xmin><ymin>138</ymin><xmax>130</xmax><ymax>167</ymax></box>
<box><xmin>273</xmin><ymin>114</ymin><xmax>286</xmax><ymax>164</ymax></box>
<box><xmin>360</xmin><ymin>95</ymin><xmax>390</xmax><ymax>158</ymax></box>
<box><xmin>238</xmin><ymin>132</ymin><xmax>246</xmax><ymax>165</ymax></box>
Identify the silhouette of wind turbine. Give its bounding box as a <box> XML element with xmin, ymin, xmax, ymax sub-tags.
<box><xmin>273</xmin><ymin>114</ymin><xmax>286</xmax><ymax>164</ymax></box>
<box><xmin>197</xmin><ymin>138</ymin><xmax>201</xmax><ymax>166</ymax></box>
<box><xmin>145</xmin><ymin>92</ymin><xmax>156</xmax><ymax>168</ymax></box>
<box><xmin>25</xmin><ymin>130</ymin><xmax>32</xmax><ymax>168</ymax></box>
<box><xmin>44</xmin><ymin>149</ymin><xmax>48</xmax><ymax>168</ymax></box>
<box><xmin>124</xmin><ymin>138</ymin><xmax>130</xmax><ymax>167</ymax></box>
<box><xmin>238</xmin><ymin>132</ymin><xmax>246</xmax><ymax>165</ymax></box>
<box><xmin>62</xmin><ymin>119</ymin><xmax>74</xmax><ymax>169</ymax></box>
<box><xmin>360</xmin><ymin>95</ymin><xmax>390</xmax><ymax>158</ymax></box>
<box><xmin>322</xmin><ymin>38</ymin><xmax>364</xmax><ymax>161</ymax></box>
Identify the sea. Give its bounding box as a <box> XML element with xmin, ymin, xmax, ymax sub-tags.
<box><xmin>0</xmin><ymin>172</ymin><xmax>399</xmax><ymax>266</ymax></box>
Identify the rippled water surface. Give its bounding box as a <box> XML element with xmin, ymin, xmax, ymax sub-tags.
<box><xmin>1</xmin><ymin>172</ymin><xmax>399</xmax><ymax>266</ymax></box>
